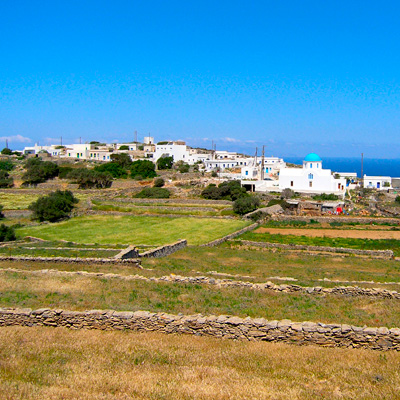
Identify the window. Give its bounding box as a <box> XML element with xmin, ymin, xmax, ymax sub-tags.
<box><xmin>245</xmin><ymin>171</ymin><xmax>248</xmax><ymax>176</ymax></box>
<box><xmin>309</xmin><ymin>181</ymin><xmax>313</xmax><ymax>187</ymax></box>
<box><xmin>308</xmin><ymin>173</ymin><xmax>313</xmax><ymax>179</ymax></box>
<box><xmin>310</xmin><ymin>163</ymin><xmax>313</xmax><ymax>168</ymax></box>
<box><xmin>290</xmin><ymin>181</ymin><xmax>293</xmax><ymax>187</ymax></box>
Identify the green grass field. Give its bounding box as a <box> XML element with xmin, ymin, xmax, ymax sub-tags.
<box><xmin>17</xmin><ymin>215</ymin><xmax>249</xmax><ymax>246</ymax></box>
<box><xmin>239</xmin><ymin>231</ymin><xmax>400</xmax><ymax>256</ymax></box>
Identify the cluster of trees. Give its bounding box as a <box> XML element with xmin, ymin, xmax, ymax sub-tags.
<box><xmin>0</xmin><ymin>160</ymin><xmax>15</xmax><ymax>188</ymax></box>
<box><xmin>202</xmin><ymin>180</ymin><xmax>259</xmax><ymax>215</ymax></box>
<box><xmin>202</xmin><ymin>180</ymin><xmax>248</xmax><ymax>201</ymax></box>
<box><xmin>0</xmin><ymin>205</ymin><xmax>16</xmax><ymax>242</ymax></box>
<box><xmin>29</xmin><ymin>190</ymin><xmax>79</xmax><ymax>222</ymax></box>
<box><xmin>22</xmin><ymin>158</ymin><xmax>59</xmax><ymax>186</ymax></box>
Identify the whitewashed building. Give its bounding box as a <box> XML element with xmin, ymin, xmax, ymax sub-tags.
<box><xmin>241</xmin><ymin>157</ymin><xmax>286</xmax><ymax>179</ymax></box>
<box><xmin>279</xmin><ymin>153</ymin><xmax>346</xmax><ymax>195</ymax></box>
<box><xmin>363</xmin><ymin>175</ymin><xmax>392</xmax><ymax>190</ymax></box>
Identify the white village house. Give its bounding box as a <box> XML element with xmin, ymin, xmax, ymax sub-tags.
<box><xmin>363</xmin><ymin>175</ymin><xmax>392</xmax><ymax>190</ymax></box>
<box><xmin>279</xmin><ymin>153</ymin><xmax>346</xmax><ymax>195</ymax></box>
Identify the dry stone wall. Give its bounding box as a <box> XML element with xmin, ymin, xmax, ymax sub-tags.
<box><xmin>276</xmin><ymin>215</ymin><xmax>400</xmax><ymax>225</ymax></box>
<box><xmin>0</xmin><ymin>307</ymin><xmax>399</xmax><ymax>350</ymax></box>
<box><xmin>140</xmin><ymin>240</ymin><xmax>187</xmax><ymax>258</ymax></box>
<box><xmin>237</xmin><ymin>239</ymin><xmax>394</xmax><ymax>259</ymax></box>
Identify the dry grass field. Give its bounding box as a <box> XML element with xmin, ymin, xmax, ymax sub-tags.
<box><xmin>1</xmin><ymin>326</ymin><xmax>399</xmax><ymax>400</ymax></box>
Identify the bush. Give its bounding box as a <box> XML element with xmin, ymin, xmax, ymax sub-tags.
<box><xmin>119</xmin><ymin>145</ymin><xmax>129</xmax><ymax>150</ymax></box>
<box><xmin>130</xmin><ymin>160</ymin><xmax>156</xmax><ymax>179</ymax></box>
<box><xmin>134</xmin><ymin>187</ymin><xmax>170</xmax><ymax>199</ymax></box>
<box><xmin>0</xmin><ymin>170</ymin><xmax>13</xmax><ymax>188</ymax></box>
<box><xmin>395</xmin><ymin>196</ymin><xmax>400</xmax><ymax>204</ymax></box>
<box><xmin>58</xmin><ymin>166</ymin><xmax>74</xmax><ymax>179</ymax></box>
<box><xmin>211</xmin><ymin>171</ymin><xmax>218</xmax><ymax>177</ymax></box>
<box><xmin>0</xmin><ymin>160</ymin><xmax>14</xmax><ymax>171</ymax></box>
<box><xmin>28</xmin><ymin>190</ymin><xmax>79</xmax><ymax>222</ymax></box>
<box><xmin>313</xmin><ymin>193</ymin><xmax>339</xmax><ymax>201</ymax></box>
<box><xmin>201</xmin><ymin>180</ymin><xmax>247</xmax><ymax>201</ymax></box>
<box><xmin>154</xmin><ymin>177</ymin><xmax>165</xmax><ymax>187</ymax></box>
<box><xmin>22</xmin><ymin>158</ymin><xmax>59</xmax><ymax>186</ymax></box>
<box><xmin>281</xmin><ymin>188</ymin><xmax>294</xmax><ymax>199</ymax></box>
<box><xmin>95</xmin><ymin>162</ymin><xmax>128</xmax><ymax>178</ymax></box>
<box><xmin>233</xmin><ymin>196</ymin><xmax>260</xmax><ymax>215</ymax></box>
<box><xmin>178</xmin><ymin>163</ymin><xmax>190</xmax><ymax>173</ymax></box>
<box><xmin>67</xmin><ymin>169</ymin><xmax>113</xmax><ymax>189</ymax></box>
<box><xmin>157</xmin><ymin>156</ymin><xmax>173</xmax><ymax>170</ymax></box>
<box><xmin>110</xmin><ymin>153</ymin><xmax>132</xmax><ymax>168</ymax></box>
<box><xmin>0</xmin><ymin>205</ymin><xmax>4</xmax><ymax>219</ymax></box>
<box><xmin>0</xmin><ymin>224</ymin><xmax>16</xmax><ymax>242</ymax></box>
<box><xmin>1</xmin><ymin>148</ymin><xmax>12</xmax><ymax>155</ymax></box>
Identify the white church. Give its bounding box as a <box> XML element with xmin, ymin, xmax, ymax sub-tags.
<box><xmin>279</xmin><ymin>153</ymin><xmax>346</xmax><ymax>195</ymax></box>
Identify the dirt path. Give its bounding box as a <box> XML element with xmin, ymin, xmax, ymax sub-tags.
<box><xmin>255</xmin><ymin>227</ymin><xmax>400</xmax><ymax>240</ymax></box>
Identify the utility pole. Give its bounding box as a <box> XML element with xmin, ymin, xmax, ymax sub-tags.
<box><xmin>60</xmin><ymin>136</ymin><xmax>62</xmax><ymax>146</ymax></box>
<box><xmin>79</xmin><ymin>137</ymin><xmax>82</xmax><ymax>144</ymax></box>
<box><xmin>361</xmin><ymin>153</ymin><xmax>364</xmax><ymax>188</ymax></box>
<box><xmin>134</xmin><ymin>131</ymin><xmax>137</xmax><ymax>143</ymax></box>
<box><xmin>261</xmin><ymin>145</ymin><xmax>265</xmax><ymax>181</ymax></box>
<box><xmin>5</xmin><ymin>139</ymin><xmax>8</xmax><ymax>149</ymax></box>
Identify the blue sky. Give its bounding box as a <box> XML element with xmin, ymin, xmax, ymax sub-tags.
<box><xmin>1</xmin><ymin>1</ymin><xmax>399</xmax><ymax>158</ymax></box>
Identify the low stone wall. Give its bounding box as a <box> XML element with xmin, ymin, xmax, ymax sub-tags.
<box><xmin>237</xmin><ymin>240</ymin><xmax>394</xmax><ymax>259</ymax></box>
<box><xmin>114</xmin><ymin>246</ymin><xmax>140</xmax><ymax>260</ymax></box>
<box><xmin>276</xmin><ymin>215</ymin><xmax>400</xmax><ymax>225</ymax></box>
<box><xmin>201</xmin><ymin>222</ymin><xmax>261</xmax><ymax>247</ymax></box>
<box><xmin>0</xmin><ymin>255</ymin><xmax>142</xmax><ymax>266</ymax></box>
<box><xmin>1</xmin><ymin>307</ymin><xmax>399</xmax><ymax>350</ymax></box>
<box><xmin>140</xmin><ymin>240</ymin><xmax>187</xmax><ymax>258</ymax></box>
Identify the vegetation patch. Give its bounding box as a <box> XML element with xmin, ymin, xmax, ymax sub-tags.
<box><xmin>17</xmin><ymin>215</ymin><xmax>249</xmax><ymax>245</ymax></box>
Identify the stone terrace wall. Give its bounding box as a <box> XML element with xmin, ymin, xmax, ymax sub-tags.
<box><xmin>237</xmin><ymin>240</ymin><xmax>394</xmax><ymax>259</ymax></box>
<box><xmin>201</xmin><ymin>222</ymin><xmax>260</xmax><ymax>247</ymax></box>
<box><xmin>140</xmin><ymin>240</ymin><xmax>187</xmax><ymax>258</ymax></box>
<box><xmin>0</xmin><ymin>255</ymin><xmax>142</xmax><ymax>266</ymax></box>
<box><xmin>1</xmin><ymin>307</ymin><xmax>399</xmax><ymax>350</ymax></box>
<box><xmin>276</xmin><ymin>215</ymin><xmax>400</xmax><ymax>225</ymax></box>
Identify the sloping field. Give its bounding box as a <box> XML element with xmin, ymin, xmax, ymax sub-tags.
<box><xmin>17</xmin><ymin>215</ymin><xmax>249</xmax><ymax>246</ymax></box>
<box><xmin>2</xmin><ymin>326</ymin><xmax>400</xmax><ymax>399</ymax></box>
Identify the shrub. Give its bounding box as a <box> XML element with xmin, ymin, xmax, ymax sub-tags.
<box><xmin>202</xmin><ymin>180</ymin><xmax>247</xmax><ymax>201</ymax></box>
<box><xmin>22</xmin><ymin>158</ymin><xmax>59</xmax><ymax>186</ymax></box>
<box><xmin>130</xmin><ymin>160</ymin><xmax>156</xmax><ymax>179</ymax></box>
<box><xmin>58</xmin><ymin>166</ymin><xmax>74</xmax><ymax>179</ymax></box>
<box><xmin>0</xmin><ymin>224</ymin><xmax>16</xmax><ymax>242</ymax></box>
<box><xmin>119</xmin><ymin>145</ymin><xmax>129</xmax><ymax>150</ymax></box>
<box><xmin>395</xmin><ymin>196</ymin><xmax>400</xmax><ymax>204</ymax></box>
<box><xmin>28</xmin><ymin>190</ymin><xmax>79</xmax><ymax>222</ymax></box>
<box><xmin>110</xmin><ymin>153</ymin><xmax>132</xmax><ymax>168</ymax></box>
<box><xmin>1</xmin><ymin>148</ymin><xmax>12</xmax><ymax>155</ymax></box>
<box><xmin>233</xmin><ymin>196</ymin><xmax>260</xmax><ymax>215</ymax></box>
<box><xmin>178</xmin><ymin>163</ymin><xmax>190</xmax><ymax>173</ymax></box>
<box><xmin>281</xmin><ymin>188</ymin><xmax>294</xmax><ymax>199</ymax></box>
<box><xmin>154</xmin><ymin>177</ymin><xmax>165</xmax><ymax>187</ymax></box>
<box><xmin>0</xmin><ymin>205</ymin><xmax>4</xmax><ymax>219</ymax></box>
<box><xmin>0</xmin><ymin>170</ymin><xmax>13</xmax><ymax>188</ymax></box>
<box><xmin>134</xmin><ymin>187</ymin><xmax>170</xmax><ymax>199</ymax></box>
<box><xmin>157</xmin><ymin>156</ymin><xmax>173</xmax><ymax>170</ymax></box>
<box><xmin>211</xmin><ymin>171</ymin><xmax>218</xmax><ymax>177</ymax></box>
<box><xmin>95</xmin><ymin>162</ymin><xmax>128</xmax><ymax>178</ymax></box>
<box><xmin>0</xmin><ymin>160</ymin><xmax>14</xmax><ymax>171</ymax></box>
<box><xmin>313</xmin><ymin>193</ymin><xmax>339</xmax><ymax>201</ymax></box>
<box><xmin>67</xmin><ymin>169</ymin><xmax>113</xmax><ymax>189</ymax></box>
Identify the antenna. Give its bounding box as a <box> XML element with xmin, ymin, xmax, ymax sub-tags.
<box><xmin>361</xmin><ymin>153</ymin><xmax>364</xmax><ymax>188</ymax></box>
<box><xmin>261</xmin><ymin>145</ymin><xmax>265</xmax><ymax>180</ymax></box>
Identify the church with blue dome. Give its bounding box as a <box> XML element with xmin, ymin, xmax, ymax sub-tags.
<box><xmin>279</xmin><ymin>153</ymin><xmax>346</xmax><ymax>195</ymax></box>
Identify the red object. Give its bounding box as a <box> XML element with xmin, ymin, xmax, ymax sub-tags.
<box><xmin>336</xmin><ymin>207</ymin><xmax>343</xmax><ymax>214</ymax></box>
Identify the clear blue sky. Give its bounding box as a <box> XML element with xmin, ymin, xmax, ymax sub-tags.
<box><xmin>1</xmin><ymin>0</ymin><xmax>399</xmax><ymax>158</ymax></box>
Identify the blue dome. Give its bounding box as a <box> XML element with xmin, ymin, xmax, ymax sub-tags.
<box><xmin>304</xmin><ymin>153</ymin><xmax>322</xmax><ymax>162</ymax></box>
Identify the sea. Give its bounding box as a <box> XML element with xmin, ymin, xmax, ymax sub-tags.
<box><xmin>284</xmin><ymin>157</ymin><xmax>400</xmax><ymax>178</ymax></box>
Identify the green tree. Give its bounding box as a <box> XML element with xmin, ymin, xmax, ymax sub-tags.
<box><xmin>0</xmin><ymin>170</ymin><xmax>14</xmax><ymax>188</ymax></box>
<box><xmin>0</xmin><ymin>224</ymin><xmax>16</xmax><ymax>242</ymax></box>
<box><xmin>395</xmin><ymin>196</ymin><xmax>400</xmax><ymax>204</ymax></box>
<box><xmin>0</xmin><ymin>160</ymin><xmax>14</xmax><ymax>171</ymax></box>
<box><xmin>153</xmin><ymin>177</ymin><xmax>165</xmax><ymax>187</ymax></box>
<box><xmin>157</xmin><ymin>156</ymin><xmax>173</xmax><ymax>170</ymax></box>
<box><xmin>130</xmin><ymin>160</ymin><xmax>156</xmax><ymax>179</ymax></box>
<box><xmin>110</xmin><ymin>153</ymin><xmax>132</xmax><ymax>168</ymax></box>
<box><xmin>0</xmin><ymin>205</ymin><xmax>5</xmax><ymax>219</ymax></box>
<box><xmin>119</xmin><ymin>145</ymin><xmax>129</xmax><ymax>150</ymax></box>
<box><xmin>233</xmin><ymin>196</ymin><xmax>260</xmax><ymax>215</ymax></box>
<box><xmin>67</xmin><ymin>169</ymin><xmax>113</xmax><ymax>189</ymax></box>
<box><xmin>28</xmin><ymin>190</ymin><xmax>79</xmax><ymax>222</ymax></box>
<box><xmin>1</xmin><ymin>148</ymin><xmax>12</xmax><ymax>155</ymax></box>
<box><xmin>22</xmin><ymin>158</ymin><xmax>59</xmax><ymax>186</ymax></box>
<box><xmin>95</xmin><ymin>162</ymin><xmax>128</xmax><ymax>178</ymax></box>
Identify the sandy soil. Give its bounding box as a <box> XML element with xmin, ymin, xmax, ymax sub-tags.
<box><xmin>255</xmin><ymin>227</ymin><xmax>400</xmax><ymax>239</ymax></box>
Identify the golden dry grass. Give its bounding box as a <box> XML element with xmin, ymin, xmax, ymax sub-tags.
<box><xmin>0</xmin><ymin>326</ymin><xmax>400</xmax><ymax>399</ymax></box>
